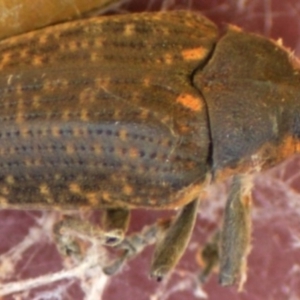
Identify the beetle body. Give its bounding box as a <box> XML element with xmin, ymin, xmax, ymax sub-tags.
<box><xmin>0</xmin><ymin>10</ymin><xmax>299</xmax><ymax>288</ymax></box>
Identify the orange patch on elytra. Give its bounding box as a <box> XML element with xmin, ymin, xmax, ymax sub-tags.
<box><xmin>66</xmin><ymin>144</ymin><xmax>75</xmax><ymax>154</ymax></box>
<box><xmin>164</xmin><ymin>53</ymin><xmax>173</xmax><ymax>64</ymax></box>
<box><xmin>176</xmin><ymin>93</ymin><xmax>202</xmax><ymax>112</ymax></box>
<box><xmin>123</xmin><ymin>185</ymin><xmax>133</xmax><ymax>195</ymax></box>
<box><xmin>119</xmin><ymin>129</ymin><xmax>128</xmax><ymax>141</ymax></box>
<box><xmin>1</xmin><ymin>52</ymin><xmax>11</xmax><ymax>66</ymax></box>
<box><xmin>181</xmin><ymin>47</ymin><xmax>207</xmax><ymax>61</ymax></box>
<box><xmin>102</xmin><ymin>192</ymin><xmax>111</xmax><ymax>202</ymax></box>
<box><xmin>87</xmin><ymin>192</ymin><xmax>99</xmax><ymax>206</ymax></box>
<box><xmin>39</xmin><ymin>183</ymin><xmax>50</xmax><ymax>195</ymax></box>
<box><xmin>124</xmin><ymin>23</ymin><xmax>135</xmax><ymax>36</ymax></box>
<box><xmin>129</xmin><ymin>147</ymin><xmax>139</xmax><ymax>158</ymax></box>
<box><xmin>32</xmin><ymin>56</ymin><xmax>43</xmax><ymax>66</ymax></box>
<box><xmin>143</xmin><ymin>77</ymin><xmax>151</xmax><ymax>87</ymax></box>
<box><xmin>51</xmin><ymin>126</ymin><xmax>61</xmax><ymax>137</ymax></box>
<box><xmin>69</xmin><ymin>183</ymin><xmax>82</xmax><ymax>194</ymax></box>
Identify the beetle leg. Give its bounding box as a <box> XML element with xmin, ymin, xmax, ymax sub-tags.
<box><xmin>197</xmin><ymin>231</ymin><xmax>220</xmax><ymax>283</ymax></box>
<box><xmin>53</xmin><ymin>208</ymin><xmax>130</xmax><ymax>259</ymax></box>
<box><xmin>103</xmin><ymin>220</ymin><xmax>165</xmax><ymax>275</ymax></box>
<box><xmin>150</xmin><ymin>199</ymin><xmax>199</xmax><ymax>281</ymax></box>
<box><xmin>102</xmin><ymin>208</ymin><xmax>130</xmax><ymax>246</ymax></box>
<box><xmin>53</xmin><ymin>216</ymin><xmax>100</xmax><ymax>260</ymax></box>
<box><xmin>219</xmin><ymin>174</ymin><xmax>252</xmax><ymax>290</ymax></box>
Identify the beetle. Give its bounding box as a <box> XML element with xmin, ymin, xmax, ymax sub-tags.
<box><xmin>0</xmin><ymin>9</ymin><xmax>299</xmax><ymax>290</ymax></box>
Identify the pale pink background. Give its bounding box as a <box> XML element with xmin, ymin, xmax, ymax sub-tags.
<box><xmin>1</xmin><ymin>0</ymin><xmax>300</xmax><ymax>299</ymax></box>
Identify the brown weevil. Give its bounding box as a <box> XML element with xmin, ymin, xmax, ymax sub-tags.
<box><xmin>0</xmin><ymin>9</ymin><xmax>299</xmax><ymax>290</ymax></box>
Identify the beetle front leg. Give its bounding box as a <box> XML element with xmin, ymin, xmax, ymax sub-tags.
<box><xmin>219</xmin><ymin>174</ymin><xmax>253</xmax><ymax>290</ymax></box>
<box><xmin>150</xmin><ymin>199</ymin><xmax>199</xmax><ymax>281</ymax></box>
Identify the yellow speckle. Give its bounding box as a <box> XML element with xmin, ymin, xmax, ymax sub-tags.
<box><xmin>33</xmin><ymin>95</ymin><xmax>41</xmax><ymax>108</ymax></box>
<box><xmin>43</xmin><ymin>80</ymin><xmax>51</xmax><ymax>91</ymax></box>
<box><xmin>24</xmin><ymin>159</ymin><xmax>33</xmax><ymax>166</ymax></box>
<box><xmin>176</xmin><ymin>93</ymin><xmax>203</xmax><ymax>112</ymax></box>
<box><xmin>5</xmin><ymin>175</ymin><xmax>15</xmax><ymax>185</ymax></box>
<box><xmin>119</xmin><ymin>129</ymin><xmax>127</xmax><ymax>141</ymax></box>
<box><xmin>149</xmin><ymin>198</ymin><xmax>157</xmax><ymax>206</ymax></box>
<box><xmin>54</xmin><ymin>173</ymin><xmax>61</xmax><ymax>180</ymax></box>
<box><xmin>162</xmin><ymin>28</ymin><xmax>170</xmax><ymax>35</ymax></box>
<box><xmin>95</xmin><ymin>77</ymin><xmax>110</xmax><ymax>89</ymax></box>
<box><xmin>69</xmin><ymin>41</ymin><xmax>78</xmax><ymax>51</ymax></box>
<box><xmin>15</xmin><ymin>112</ymin><xmax>25</xmax><ymax>124</ymax></box>
<box><xmin>60</xmin><ymin>79</ymin><xmax>69</xmax><ymax>88</ymax></box>
<box><xmin>1</xmin><ymin>187</ymin><xmax>9</xmax><ymax>195</ymax></box>
<box><xmin>93</xmin><ymin>145</ymin><xmax>102</xmax><ymax>154</ymax></box>
<box><xmin>73</xmin><ymin>127</ymin><xmax>84</xmax><ymax>137</ymax></box>
<box><xmin>87</xmin><ymin>192</ymin><xmax>98</xmax><ymax>206</ymax></box>
<box><xmin>129</xmin><ymin>147</ymin><xmax>139</xmax><ymax>158</ymax></box>
<box><xmin>40</xmin><ymin>183</ymin><xmax>50</xmax><ymax>195</ymax></box>
<box><xmin>80</xmin><ymin>109</ymin><xmax>89</xmax><ymax>121</ymax></box>
<box><xmin>91</xmin><ymin>52</ymin><xmax>98</xmax><ymax>61</ymax></box>
<box><xmin>16</xmin><ymin>84</ymin><xmax>23</xmax><ymax>96</ymax></box>
<box><xmin>1</xmin><ymin>52</ymin><xmax>11</xmax><ymax>65</ymax></box>
<box><xmin>181</xmin><ymin>47</ymin><xmax>207</xmax><ymax>61</ymax></box>
<box><xmin>81</xmin><ymin>40</ymin><xmax>89</xmax><ymax>49</ymax></box>
<box><xmin>102</xmin><ymin>192</ymin><xmax>111</xmax><ymax>202</ymax></box>
<box><xmin>133</xmin><ymin>197</ymin><xmax>141</xmax><ymax>204</ymax></box>
<box><xmin>20</xmin><ymin>49</ymin><xmax>29</xmax><ymax>59</ymax></box>
<box><xmin>59</xmin><ymin>43</ymin><xmax>67</xmax><ymax>51</ymax></box>
<box><xmin>139</xmin><ymin>110</ymin><xmax>150</xmax><ymax>120</ymax></box>
<box><xmin>51</xmin><ymin>126</ymin><xmax>61</xmax><ymax>137</ymax></box>
<box><xmin>79</xmin><ymin>88</ymin><xmax>96</xmax><ymax>103</ymax></box>
<box><xmin>0</xmin><ymin>197</ymin><xmax>8</xmax><ymax>206</ymax></box>
<box><xmin>143</xmin><ymin>77</ymin><xmax>151</xmax><ymax>87</ymax></box>
<box><xmin>123</xmin><ymin>185</ymin><xmax>133</xmax><ymax>195</ymax></box>
<box><xmin>94</xmin><ymin>38</ymin><xmax>104</xmax><ymax>48</ymax></box>
<box><xmin>62</xmin><ymin>109</ymin><xmax>70</xmax><ymax>121</ymax></box>
<box><xmin>178</xmin><ymin>124</ymin><xmax>190</xmax><ymax>133</ymax></box>
<box><xmin>112</xmin><ymin>110</ymin><xmax>121</xmax><ymax>119</ymax></box>
<box><xmin>32</xmin><ymin>56</ymin><xmax>43</xmax><ymax>66</ymax></box>
<box><xmin>69</xmin><ymin>183</ymin><xmax>82</xmax><ymax>194</ymax></box>
<box><xmin>164</xmin><ymin>53</ymin><xmax>173</xmax><ymax>65</ymax></box>
<box><xmin>39</xmin><ymin>35</ymin><xmax>48</xmax><ymax>44</ymax></box>
<box><xmin>124</xmin><ymin>24</ymin><xmax>135</xmax><ymax>36</ymax></box>
<box><xmin>66</xmin><ymin>144</ymin><xmax>75</xmax><ymax>154</ymax></box>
